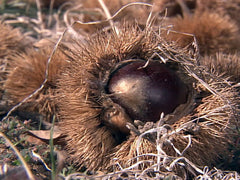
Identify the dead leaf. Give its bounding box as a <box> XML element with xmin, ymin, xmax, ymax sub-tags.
<box><xmin>28</xmin><ymin>127</ymin><xmax>62</xmax><ymax>140</ymax></box>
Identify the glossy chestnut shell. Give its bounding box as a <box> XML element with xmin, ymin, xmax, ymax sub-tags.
<box><xmin>107</xmin><ymin>60</ymin><xmax>188</xmax><ymax>122</ymax></box>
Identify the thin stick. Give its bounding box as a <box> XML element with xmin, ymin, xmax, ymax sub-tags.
<box><xmin>35</xmin><ymin>0</ymin><xmax>45</xmax><ymax>31</ymax></box>
<box><xmin>0</xmin><ymin>131</ymin><xmax>35</xmax><ymax>180</ymax></box>
<box><xmin>176</xmin><ymin>0</ymin><xmax>191</xmax><ymax>17</ymax></box>
<box><xmin>48</xmin><ymin>0</ymin><xmax>55</xmax><ymax>27</ymax></box>
<box><xmin>98</xmin><ymin>0</ymin><xmax>119</xmax><ymax>35</ymax></box>
<box><xmin>74</xmin><ymin>2</ymin><xmax>152</xmax><ymax>26</ymax></box>
<box><xmin>50</xmin><ymin>116</ymin><xmax>56</xmax><ymax>180</ymax></box>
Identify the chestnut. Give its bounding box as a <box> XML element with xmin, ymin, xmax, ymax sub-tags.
<box><xmin>107</xmin><ymin>60</ymin><xmax>188</xmax><ymax>122</ymax></box>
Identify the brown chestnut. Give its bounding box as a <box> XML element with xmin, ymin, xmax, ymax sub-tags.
<box><xmin>107</xmin><ymin>60</ymin><xmax>188</xmax><ymax>122</ymax></box>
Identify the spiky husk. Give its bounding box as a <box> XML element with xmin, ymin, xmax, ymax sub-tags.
<box><xmin>0</xmin><ymin>23</ymin><xmax>28</xmax><ymax>106</ymax></box>
<box><xmin>4</xmin><ymin>46</ymin><xmax>67</xmax><ymax>119</ymax></box>
<box><xmin>200</xmin><ymin>53</ymin><xmax>240</xmax><ymax>82</ymax></box>
<box><xmin>196</xmin><ymin>0</ymin><xmax>240</xmax><ymax>28</ymax></box>
<box><xmin>56</xmin><ymin>24</ymin><xmax>239</xmax><ymax>174</ymax></box>
<box><xmin>163</xmin><ymin>11</ymin><xmax>240</xmax><ymax>55</ymax></box>
<box><xmin>0</xmin><ymin>23</ymin><xmax>25</xmax><ymax>60</ymax></box>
